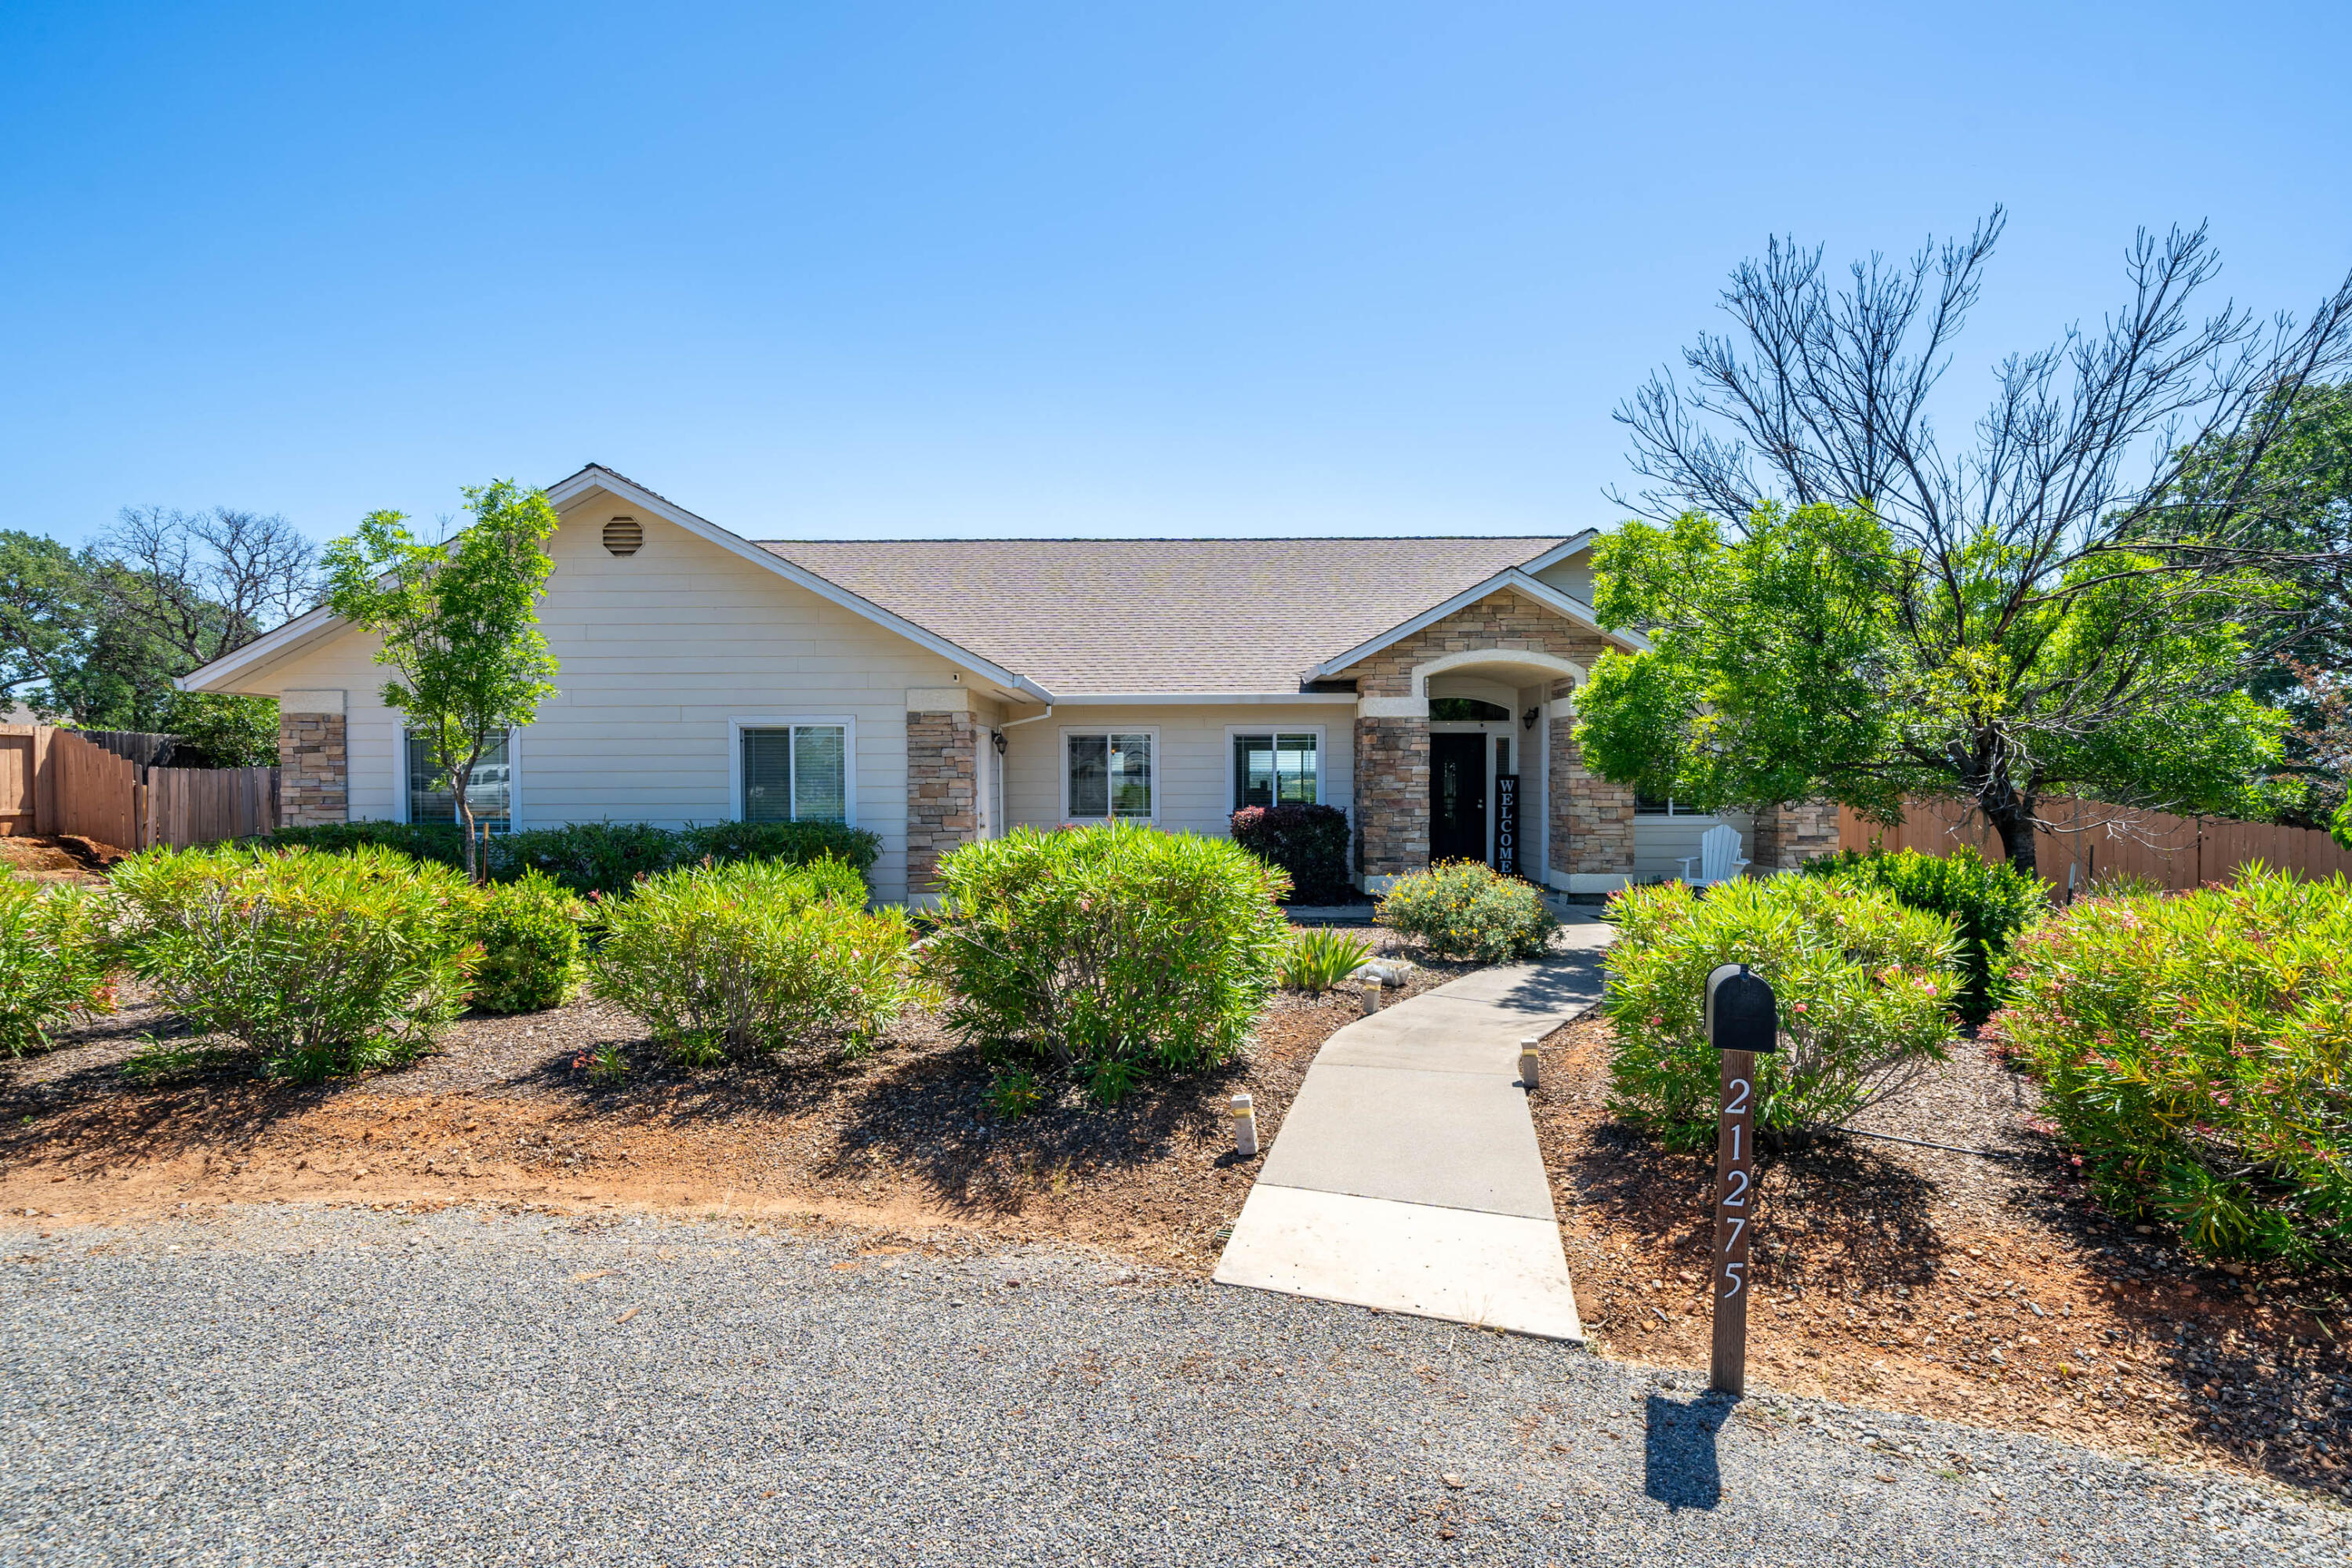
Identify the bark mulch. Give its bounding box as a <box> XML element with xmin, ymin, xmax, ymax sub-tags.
<box><xmin>0</xmin><ymin>930</ymin><xmax>1463</xmax><ymax>1275</ymax></box>
<box><xmin>1531</xmin><ymin>1014</ymin><xmax>2352</xmax><ymax>1501</ymax></box>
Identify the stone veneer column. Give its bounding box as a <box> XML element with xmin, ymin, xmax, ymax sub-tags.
<box><xmin>904</xmin><ymin>706</ymin><xmax>978</xmax><ymax>897</ymax></box>
<box><xmin>1353</xmin><ymin>700</ymin><xmax>1429</xmax><ymax>888</ymax></box>
<box><xmin>1750</xmin><ymin>801</ymin><xmax>1841</xmax><ymax>871</ymax></box>
<box><xmin>1547</xmin><ymin>681</ymin><xmax>1633</xmax><ymax>889</ymax></box>
<box><xmin>278</xmin><ymin>689</ymin><xmax>349</xmax><ymax>827</ymax></box>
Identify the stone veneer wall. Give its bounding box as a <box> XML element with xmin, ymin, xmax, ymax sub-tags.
<box><xmin>1749</xmin><ymin>800</ymin><xmax>1842</xmax><ymax>871</ymax></box>
<box><xmin>1548</xmin><ymin>678</ymin><xmax>1634</xmax><ymax>876</ymax></box>
<box><xmin>1355</xmin><ymin>717</ymin><xmax>1429</xmax><ymax>880</ymax></box>
<box><xmin>905</xmin><ymin>709</ymin><xmax>977</xmax><ymax>895</ymax></box>
<box><xmin>278</xmin><ymin>711</ymin><xmax>349</xmax><ymax>827</ymax></box>
<box><xmin>1338</xmin><ymin>591</ymin><xmax>1635</xmax><ymax>885</ymax></box>
<box><xmin>1342</xmin><ymin>591</ymin><xmax>1611</xmax><ymax>698</ymax></box>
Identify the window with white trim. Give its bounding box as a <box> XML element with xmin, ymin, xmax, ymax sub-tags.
<box><xmin>405</xmin><ymin>729</ymin><xmax>513</xmax><ymax>833</ymax></box>
<box><xmin>1065</xmin><ymin>731</ymin><xmax>1154</xmax><ymax>820</ymax></box>
<box><xmin>740</xmin><ymin>724</ymin><xmax>850</xmax><ymax>823</ymax></box>
<box><xmin>1232</xmin><ymin>732</ymin><xmax>1319</xmax><ymax>810</ymax></box>
<box><xmin>1634</xmin><ymin>794</ymin><xmax>1712</xmax><ymax>817</ymax></box>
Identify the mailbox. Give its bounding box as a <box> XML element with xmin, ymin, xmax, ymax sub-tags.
<box><xmin>1704</xmin><ymin>963</ymin><xmax>1780</xmax><ymax>1054</ymax></box>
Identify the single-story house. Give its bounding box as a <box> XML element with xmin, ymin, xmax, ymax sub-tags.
<box><xmin>179</xmin><ymin>465</ymin><xmax>1836</xmax><ymax>904</ymax></box>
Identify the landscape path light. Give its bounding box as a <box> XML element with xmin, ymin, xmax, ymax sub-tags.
<box><xmin>1229</xmin><ymin>1092</ymin><xmax>1259</xmax><ymax>1160</ymax></box>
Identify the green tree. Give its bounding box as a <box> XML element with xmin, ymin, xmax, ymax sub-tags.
<box><xmin>0</xmin><ymin>532</ymin><xmax>101</xmax><ymax>717</ymax></box>
<box><xmin>1578</xmin><ymin>503</ymin><xmax>2295</xmax><ymax>873</ymax></box>
<box><xmin>323</xmin><ymin>481</ymin><xmax>561</xmax><ymax>881</ymax></box>
<box><xmin>1595</xmin><ymin>214</ymin><xmax>2352</xmax><ymax>872</ymax></box>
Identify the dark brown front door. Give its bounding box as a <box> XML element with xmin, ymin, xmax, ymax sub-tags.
<box><xmin>1430</xmin><ymin>732</ymin><xmax>1488</xmax><ymax>864</ymax></box>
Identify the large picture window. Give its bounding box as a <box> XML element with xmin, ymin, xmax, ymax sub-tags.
<box><xmin>1064</xmin><ymin>731</ymin><xmax>1154</xmax><ymax>821</ymax></box>
<box><xmin>739</xmin><ymin>722</ymin><xmax>851</xmax><ymax>823</ymax></box>
<box><xmin>405</xmin><ymin>729</ymin><xmax>512</xmax><ymax>833</ymax></box>
<box><xmin>1232</xmin><ymin>731</ymin><xmax>1319</xmax><ymax>810</ymax></box>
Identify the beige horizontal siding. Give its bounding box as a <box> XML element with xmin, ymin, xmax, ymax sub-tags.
<box><xmin>217</xmin><ymin>489</ymin><xmax>977</xmax><ymax>904</ymax></box>
<box><xmin>1632</xmin><ymin>811</ymin><xmax>1759</xmax><ymax>881</ymax></box>
<box><xmin>1000</xmin><ymin>705</ymin><xmax>1354</xmax><ymax>841</ymax></box>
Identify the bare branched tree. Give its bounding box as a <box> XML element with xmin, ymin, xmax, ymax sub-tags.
<box><xmin>94</xmin><ymin>506</ymin><xmax>321</xmax><ymax>668</ymax></box>
<box><xmin>1605</xmin><ymin>210</ymin><xmax>2352</xmax><ymax>862</ymax></box>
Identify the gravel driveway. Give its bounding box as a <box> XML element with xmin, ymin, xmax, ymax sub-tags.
<box><xmin>2</xmin><ymin>1205</ymin><xmax>2343</xmax><ymax>1566</ymax></box>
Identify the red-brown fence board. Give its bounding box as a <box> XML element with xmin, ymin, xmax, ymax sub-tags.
<box><xmin>0</xmin><ymin>728</ymin><xmax>33</xmax><ymax>835</ymax></box>
<box><xmin>1836</xmin><ymin>796</ymin><xmax>2352</xmax><ymax>891</ymax></box>
<box><xmin>2</xmin><ymin>726</ymin><xmax>278</xmax><ymax>852</ymax></box>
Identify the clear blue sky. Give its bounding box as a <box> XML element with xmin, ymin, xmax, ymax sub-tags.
<box><xmin>5</xmin><ymin>1</ymin><xmax>2349</xmax><ymax>547</ymax></box>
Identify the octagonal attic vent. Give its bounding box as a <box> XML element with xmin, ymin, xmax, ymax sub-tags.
<box><xmin>602</xmin><ymin>517</ymin><xmax>643</xmax><ymax>556</ymax></box>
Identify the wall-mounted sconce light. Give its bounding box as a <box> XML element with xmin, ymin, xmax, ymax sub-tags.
<box><xmin>992</xmin><ymin>730</ymin><xmax>1008</xmax><ymax>756</ymax></box>
<box><xmin>1522</xmin><ymin>706</ymin><xmax>1541</xmax><ymax>731</ymax></box>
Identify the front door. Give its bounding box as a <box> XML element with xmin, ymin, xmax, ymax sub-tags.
<box><xmin>1429</xmin><ymin>731</ymin><xmax>1488</xmax><ymax>865</ymax></box>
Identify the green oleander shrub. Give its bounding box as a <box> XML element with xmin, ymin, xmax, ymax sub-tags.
<box><xmin>1990</xmin><ymin>869</ymin><xmax>2352</xmax><ymax>1269</ymax></box>
<box><xmin>109</xmin><ymin>844</ymin><xmax>478</xmax><ymax>1080</ymax></box>
<box><xmin>1375</xmin><ymin>860</ymin><xmax>1557</xmax><ymax>963</ymax></box>
<box><xmin>924</xmin><ymin>825</ymin><xmax>1290</xmax><ymax>1100</ymax></box>
<box><xmin>0</xmin><ymin>879</ymin><xmax>116</xmax><ymax>1057</ymax></box>
<box><xmin>465</xmin><ymin>870</ymin><xmax>586</xmax><ymax>1014</ymax></box>
<box><xmin>1799</xmin><ymin>846</ymin><xmax>2048</xmax><ymax>1022</ymax></box>
<box><xmin>268</xmin><ymin>818</ymin><xmax>880</xmax><ymax>898</ymax></box>
<box><xmin>588</xmin><ymin>858</ymin><xmax>915</xmax><ymax>1063</ymax></box>
<box><xmin>1602</xmin><ymin>876</ymin><xmax>1962</xmax><ymax>1151</ymax></box>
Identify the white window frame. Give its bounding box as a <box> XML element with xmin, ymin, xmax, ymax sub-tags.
<box><xmin>729</xmin><ymin>715</ymin><xmax>859</xmax><ymax>827</ymax></box>
<box><xmin>1635</xmin><ymin>795</ymin><xmax>1722</xmax><ymax>821</ymax></box>
<box><xmin>1058</xmin><ymin>726</ymin><xmax>1160</xmax><ymax>824</ymax></box>
<box><xmin>396</xmin><ymin>725</ymin><xmax>522</xmax><ymax>831</ymax></box>
<box><xmin>1223</xmin><ymin>724</ymin><xmax>1329</xmax><ymax>813</ymax></box>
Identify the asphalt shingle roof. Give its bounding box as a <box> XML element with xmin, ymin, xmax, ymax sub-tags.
<box><xmin>757</xmin><ymin>537</ymin><xmax>1573</xmax><ymax>695</ymax></box>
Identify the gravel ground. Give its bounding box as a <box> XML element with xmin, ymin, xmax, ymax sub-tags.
<box><xmin>4</xmin><ymin>1207</ymin><xmax>2345</xmax><ymax>1566</ymax></box>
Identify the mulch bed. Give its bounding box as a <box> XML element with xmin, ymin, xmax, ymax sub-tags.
<box><xmin>1532</xmin><ymin>1014</ymin><xmax>2352</xmax><ymax>1500</ymax></box>
<box><xmin>0</xmin><ymin>928</ymin><xmax>1468</xmax><ymax>1274</ymax></box>
<box><xmin>0</xmin><ymin>834</ymin><xmax>129</xmax><ymax>884</ymax></box>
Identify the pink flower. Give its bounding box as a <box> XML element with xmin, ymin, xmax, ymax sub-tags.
<box><xmin>1790</xmin><ymin>1001</ymin><xmax>1809</xmax><ymax>1014</ymax></box>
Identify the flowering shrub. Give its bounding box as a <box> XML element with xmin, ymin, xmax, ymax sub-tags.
<box><xmin>0</xmin><ymin>879</ymin><xmax>115</xmax><ymax>1057</ymax></box>
<box><xmin>1799</xmin><ymin>845</ymin><xmax>2046</xmax><ymax>1022</ymax></box>
<box><xmin>1991</xmin><ymin>869</ymin><xmax>2352</xmax><ymax>1268</ymax></box>
<box><xmin>465</xmin><ymin>870</ymin><xmax>586</xmax><ymax>1014</ymax></box>
<box><xmin>589</xmin><ymin>858</ymin><xmax>915</xmax><ymax>1062</ymax></box>
<box><xmin>1229</xmin><ymin>803</ymin><xmax>1354</xmax><ymax>905</ymax></box>
<box><xmin>924</xmin><ymin>824</ymin><xmax>1290</xmax><ymax>1101</ymax></box>
<box><xmin>1376</xmin><ymin>861</ymin><xmax>1557</xmax><ymax>962</ymax></box>
<box><xmin>110</xmin><ymin>844</ymin><xmax>478</xmax><ymax>1080</ymax></box>
<box><xmin>1602</xmin><ymin>876</ymin><xmax>1962</xmax><ymax>1150</ymax></box>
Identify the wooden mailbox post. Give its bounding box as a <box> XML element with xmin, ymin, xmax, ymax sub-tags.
<box><xmin>1704</xmin><ymin>962</ymin><xmax>1778</xmax><ymax>1397</ymax></box>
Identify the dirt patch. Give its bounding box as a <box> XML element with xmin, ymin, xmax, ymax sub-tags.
<box><xmin>0</xmin><ymin>931</ymin><xmax>1460</xmax><ymax>1273</ymax></box>
<box><xmin>1534</xmin><ymin>1015</ymin><xmax>2352</xmax><ymax>1499</ymax></box>
<box><xmin>0</xmin><ymin>833</ymin><xmax>129</xmax><ymax>885</ymax></box>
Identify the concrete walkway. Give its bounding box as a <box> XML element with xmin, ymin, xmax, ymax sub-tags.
<box><xmin>1214</xmin><ymin>913</ymin><xmax>1614</xmax><ymax>1340</ymax></box>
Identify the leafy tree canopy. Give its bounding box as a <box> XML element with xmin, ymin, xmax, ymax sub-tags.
<box><xmin>324</xmin><ymin>480</ymin><xmax>561</xmax><ymax>880</ymax></box>
<box><xmin>1578</xmin><ymin>503</ymin><xmax>2298</xmax><ymax>860</ymax></box>
<box><xmin>1590</xmin><ymin>212</ymin><xmax>2352</xmax><ymax>870</ymax></box>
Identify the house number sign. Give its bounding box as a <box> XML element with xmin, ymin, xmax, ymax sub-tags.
<box><xmin>1494</xmin><ymin>773</ymin><xmax>1519</xmax><ymax>877</ymax></box>
<box><xmin>1704</xmin><ymin>962</ymin><xmax>1778</xmax><ymax>1396</ymax></box>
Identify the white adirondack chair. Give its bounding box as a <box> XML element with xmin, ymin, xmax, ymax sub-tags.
<box><xmin>1678</xmin><ymin>823</ymin><xmax>1751</xmax><ymax>888</ymax></box>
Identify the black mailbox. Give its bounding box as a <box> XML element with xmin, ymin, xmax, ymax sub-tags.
<box><xmin>1704</xmin><ymin>963</ymin><xmax>1780</xmax><ymax>1054</ymax></box>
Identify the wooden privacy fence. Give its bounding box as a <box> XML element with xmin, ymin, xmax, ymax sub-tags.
<box><xmin>0</xmin><ymin>725</ymin><xmax>278</xmax><ymax>851</ymax></box>
<box><xmin>1835</xmin><ymin>796</ymin><xmax>2352</xmax><ymax>892</ymax></box>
